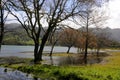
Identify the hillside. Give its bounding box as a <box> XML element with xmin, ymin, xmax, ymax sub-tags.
<box><xmin>3</xmin><ymin>23</ymin><xmax>120</xmax><ymax>45</ymax></box>
<box><xmin>109</xmin><ymin>28</ymin><xmax>120</xmax><ymax>42</ymax></box>
<box><xmin>3</xmin><ymin>23</ymin><xmax>34</xmax><ymax>45</ymax></box>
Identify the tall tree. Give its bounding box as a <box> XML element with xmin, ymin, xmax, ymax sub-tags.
<box><xmin>74</xmin><ymin>0</ymin><xmax>108</xmax><ymax>62</ymax></box>
<box><xmin>0</xmin><ymin>0</ymin><xmax>8</xmax><ymax>51</ymax></box>
<box><xmin>6</xmin><ymin>0</ymin><xmax>81</xmax><ymax>63</ymax></box>
<box><xmin>75</xmin><ymin>4</ymin><xmax>95</xmax><ymax>61</ymax></box>
<box><xmin>94</xmin><ymin>28</ymin><xmax>111</xmax><ymax>56</ymax></box>
<box><xmin>48</xmin><ymin>27</ymin><xmax>62</xmax><ymax>56</ymax></box>
<box><xmin>0</xmin><ymin>0</ymin><xmax>4</xmax><ymax>50</ymax></box>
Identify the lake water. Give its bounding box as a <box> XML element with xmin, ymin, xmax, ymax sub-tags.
<box><xmin>0</xmin><ymin>45</ymin><xmax>103</xmax><ymax>66</ymax></box>
<box><xmin>0</xmin><ymin>45</ymin><xmax>77</xmax><ymax>58</ymax></box>
<box><xmin>0</xmin><ymin>45</ymin><xmax>104</xmax><ymax>79</ymax></box>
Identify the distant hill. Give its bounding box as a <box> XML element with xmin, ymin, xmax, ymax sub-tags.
<box><xmin>3</xmin><ymin>23</ymin><xmax>120</xmax><ymax>45</ymax></box>
<box><xmin>109</xmin><ymin>28</ymin><xmax>120</xmax><ymax>43</ymax></box>
<box><xmin>3</xmin><ymin>23</ymin><xmax>33</xmax><ymax>45</ymax></box>
<box><xmin>100</xmin><ymin>27</ymin><xmax>120</xmax><ymax>43</ymax></box>
<box><xmin>3</xmin><ymin>23</ymin><xmax>47</xmax><ymax>45</ymax></box>
<box><xmin>5</xmin><ymin>23</ymin><xmax>22</xmax><ymax>29</ymax></box>
<box><xmin>79</xmin><ymin>27</ymin><xmax>120</xmax><ymax>43</ymax></box>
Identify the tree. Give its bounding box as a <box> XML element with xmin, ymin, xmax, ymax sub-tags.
<box><xmin>74</xmin><ymin>8</ymin><xmax>95</xmax><ymax>62</ymax></box>
<box><xmin>73</xmin><ymin>0</ymin><xmax>108</xmax><ymax>62</ymax></box>
<box><xmin>75</xmin><ymin>29</ymin><xmax>97</xmax><ymax>54</ymax></box>
<box><xmin>88</xmin><ymin>33</ymin><xmax>97</xmax><ymax>53</ymax></box>
<box><xmin>0</xmin><ymin>0</ymin><xmax>5</xmax><ymax>50</ymax></box>
<box><xmin>6</xmin><ymin>0</ymin><xmax>46</xmax><ymax>63</ymax></box>
<box><xmin>60</xmin><ymin>28</ymin><xmax>78</xmax><ymax>53</ymax></box>
<box><xmin>75</xmin><ymin>29</ymin><xmax>86</xmax><ymax>53</ymax></box>
<box><xmin>6</xmin><ymin>0</ymin><xmax>81</xmax><ymax>63</ymax></box>
<box><xmin>0</xmin><ymin>0</ymin><xmax>9</xmax><ymax>51</ymax></box>
<box><xmin>92</xmin><ymin>8</ymin><xmax>109</xmax><ymax>56</ymax></box>
<box><xmin>48</xmin><ymin>27</ymin><xmax>62</xmax><ymax>56</ymax></box>
<box><xmin>94</xmin><ymin>28</ymin><xmax>111</xmax><ymax>56</ymax></box>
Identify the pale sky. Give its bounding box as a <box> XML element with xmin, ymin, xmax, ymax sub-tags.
<box><xmin>5</xmin><ymin>0</ymin><xmax>120</xmax><ymax>29</ymax></box>
<box><xmin>107</xmin><ymin>0</ymin><xmax>120</xmax><ymax>29</ymax></box>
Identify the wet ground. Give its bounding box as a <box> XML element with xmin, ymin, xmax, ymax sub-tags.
<box><xmin>42</xmin><ymin>55</ymin><xmax>103</xmax><ymax>66</ymax></box>
<box><xmin>0</xmin><ymin>52</ymin><xmax>108</xmax><ymax>80</ymax></box>
<box><xmin>0</xmin><ymin>55</ymin><xmax>104</xmax><ymax>80</ymax></box>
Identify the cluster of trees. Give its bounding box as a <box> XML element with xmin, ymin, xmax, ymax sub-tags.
<box><xmin>0</xmin><ymin>0</ymin><xmax>110</xmax><ymax>63</ymax></box>
<box><xmin>56</xmin><ymin>27</ymin><xmax>111</xmax><ymax>55</ymax></box>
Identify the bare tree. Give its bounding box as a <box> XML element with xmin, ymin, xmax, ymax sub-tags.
<box><xmin>0</xmin><ymin>0</ymin><xmax>9</xmax><ymax>51</ymax></box>
<box><xmin>48</xmin><ymin>27</ymin><xmax>62</xmax><ymax>56</ymax></box>
<box><xmin>0</xmin><ymin>0</ymin><xmax>4</xmax><ymax>50</ymax></box>
<box><xmin>73</xmin><ymin>0</ymin><xmax>108</xmax><ymax>63</ymax></box>
<box><xmin>6</xmin><ymin>0</ymin><xmax>46</xmax><ymax>63</ymax></box>
<box><xmin>6</xmin><ymin>0</ymin><xmax>82</xmax><ymax>63</ymax></box>
<box><xmin>94</xmin><ymin>28</ymin><xmax>111</xmax><ymax>56</ymax></box>
<box><xmin>92</xmin><ymin>8</ymin><xmax>109</xmax><ymax>56</ymax></box>
<box><xmin>75</xmin><ymin>7</ymin><xmax>95</xmax><ymax>62</ymax></box>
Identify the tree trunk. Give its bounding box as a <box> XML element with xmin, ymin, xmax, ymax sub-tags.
<box><xmin>0</xmin><ymin>34</ymin><xmax>3</xmax><ymax>51</ymax></box>
<box><xmin>67</xmin><ymin>46</ymin><xmax>71</xmax><ymax>53</ymax></box>
<box><xmin>96</xmin><ymin>48</ymin><xmax>100</xmax><ymax>57</ymax></box>
<box><xmin>84</xmin><ymin>39</ymin><xmax>88</xmax><ymax>60</ymax></box>
<box><xmin>0</xmin><ymin>2</ymin><xmax>4</xmax><ymax>51</ymax></box>
<box><xmin>49</xmin><ymin>44</ymin><xmax>54</xmax><ymax>56</ymax></box>
<box><xmin>38</xmin><ymin>26</ymin><xmax>54</xmax><ymax>62</ymax></box>
<box><xmin>33</xmin><ymin>43</ymin><xmax>40</xmax><ymax>63</ymax></box>
<box><xmin>49</xmin><ymin>40</ymin><xmax>57</xmax><ymax>56</ymax></box>
<box><xmin>50</xmin><ymin>56</ymin><xmax>53</xmax><ymax>65</ymax></box>
<box><xmin>83</xmin><ymin>44</ymin><xmax>88</xmax><ymax>64</ymax></box>
<box><xmin>83</xmin><ymin>12</ymin><xmax>89</xmax><ymax>63</ymax></box>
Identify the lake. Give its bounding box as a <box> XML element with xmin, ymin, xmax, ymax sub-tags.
<box><xmin>0</xmin><ymin>46</ymin><xmax>109</xmax><ymax>79</ymax></box>
<box><xmin>0</xmin><ymin>45</ymin><xmax>105</xmax><ymax>66</ymax></box>
<box><xmin>0</xmin><ymin>45</ymin><xmax>77</xmax><ymax>58</ymax></box>
<box><xmin>0</xmin><ymin>45</ymin><xmax>105</xmax><ymax>80</ymax></box>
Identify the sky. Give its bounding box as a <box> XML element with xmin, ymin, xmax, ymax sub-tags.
<box><xmin>107</xmin><ymin>0</ymin><xmax>120</xmax><ymax>29</ymax></box>
<box><xmin>5</xmin><ymin>0</ymin><xmax>120</xmax><ymax>29</ymax></box>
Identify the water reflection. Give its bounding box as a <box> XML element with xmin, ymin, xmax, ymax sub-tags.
<box><xmin>42</xmin><ymin>56</ymin><xmax>102</xmax><ymax>66</ymax></box>
<box><xmin>4</xmin><ymin>68</ymin><xmax>7</xmax><ymax>72</ymax></box>
<box><xmin>50</xmin><ymin>56</ymin><xmax>53</xmax><ymax>65</ymax></box>
<box><xmin>33</xmin><ymin>77</ymin><xmax>41</xmax><ymax>80</ymax></box>
<box><xmin>59</xmin><ymin>56</ymin><xmax>102</xmax><ymax>66</ymax></box>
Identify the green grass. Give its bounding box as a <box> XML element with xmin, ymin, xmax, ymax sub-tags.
<box><xmin>1</xmin><ymin>52</ymin><xmax>120</xmax><ymax>80</ymax></box>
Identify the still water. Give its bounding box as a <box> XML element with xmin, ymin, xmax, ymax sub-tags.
<box><xmin>0</xmin><ymin>45</ymin><xmax>103</xmax><ymax>66</ymax></box>
<box><xmin>0</xmin><ymin>45</ymin><xmax>77</xmax><ymax>58</ymax></box>
<box><xmin>0</xmin><ymin>45</ymin><xmax>103</xmax><ymax>79</ymax></box>
<box><xmin>0</xmin><ymin>45</ymin><xmax>77</xmax><ymax>79</ymax></box>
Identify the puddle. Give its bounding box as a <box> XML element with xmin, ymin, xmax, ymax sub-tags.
<box><xmin>0</xmin><ymin>67</ymin><xmax>40</xmax><ymax>80</ymax></box>
<box><xmin>42</xmin><ymin>56</ymin><xmax>102</xmax><ymax>66</ymax></box>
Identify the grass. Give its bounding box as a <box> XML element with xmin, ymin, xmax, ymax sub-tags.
<box><xmin>0</xmin><ymin>52</ymin><xmax>120</xmax><ymax>80</ymax></box>
<box><xmin>43</xmin><ymin>52</ymin><xmax>74</xmax><ymax>56</ymax></box>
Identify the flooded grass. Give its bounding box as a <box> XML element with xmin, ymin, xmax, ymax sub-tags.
<box><xmin>1</xmin><ymin>52</ymin><xmax>120</xmax><ymax>80</ymax></box>
<box><xmin>42</xmin><ymin>52</ymin><xmax>108</xmax><ymax>66</ymax></box>
<box><xmin>0</xmin><ymin>57</ymin><xmax>32</xmax><ymax>67</ymax></box>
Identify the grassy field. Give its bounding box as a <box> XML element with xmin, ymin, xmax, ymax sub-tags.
<box><xmin>0</xmin><ymin>52</ymin><xmax>120</xmax><ymax>80</ymax></box>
